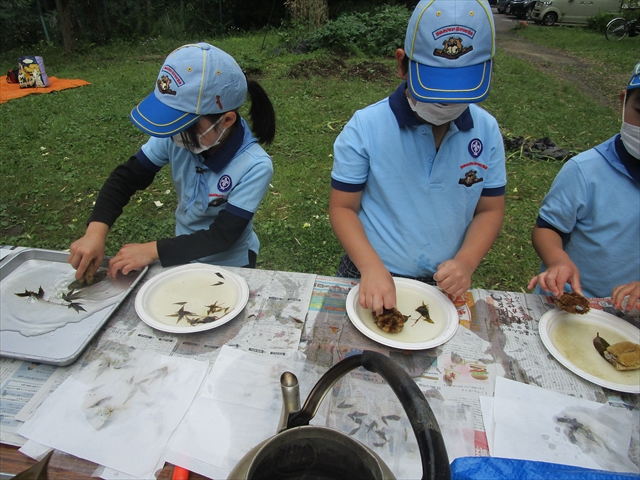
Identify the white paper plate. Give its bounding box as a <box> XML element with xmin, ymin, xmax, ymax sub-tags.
<box><xmin>135</xmin><ymin>264</ymin><xmax>249</xmax><ymax>333</ymax></box>
<box><xmin>539</xmin><ymin>308</ymin><xmax>640</xmax><ymax>393</ymax></box>
<box><xmin>346</xmin><ymin>278</ymin><xmax>458</xmax><ymax>350</ymax></box>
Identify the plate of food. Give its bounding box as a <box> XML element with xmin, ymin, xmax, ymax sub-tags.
<box><xmin>135</xmin><ymin>263</ymin><xmax>249</xmax><ymax>333</ymax></box>
<box><xmin>538</xmin><ymin>308</ymin><xmax>640</xmax><ymax>393</ymax></box>
<box><xmin>346</xmin><ymin>277</ymin><xmax>459</xmax><ymax>350</ymax></box>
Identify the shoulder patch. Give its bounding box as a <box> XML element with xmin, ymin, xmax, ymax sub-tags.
<box><xmin>218</xmin><ymin>174</ymin><xmax>232</xmax><ymax>192</ymax></box>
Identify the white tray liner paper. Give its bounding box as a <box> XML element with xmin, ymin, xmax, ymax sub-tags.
<box><xmin>17</xmin><ymin>348</ymin><xmax>208</xmax><ymax>479</ymax></box>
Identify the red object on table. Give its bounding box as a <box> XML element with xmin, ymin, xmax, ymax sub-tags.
<box><xmin>172</xmin><ymin>465</ymin><xmax>190</xmax><ymax>480</ymax></box>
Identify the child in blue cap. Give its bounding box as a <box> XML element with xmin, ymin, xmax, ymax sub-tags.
<box><xmin>528</xmin><ymin>61</ymin><xmax>640</xmax><ymax>311</ymax></box>
<box><xmin>69</xmin><ymin>43</ymin><xmax>276</xmax><ymax>279</ymax></box>
<box><xmin>329</xmin><ymin>0</ymin><xmax>506</xmax><ymax>315</ymax></box>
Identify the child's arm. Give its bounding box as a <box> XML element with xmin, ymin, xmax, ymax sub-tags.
<box><xmin>434</xmin><ymin>195</ymin><xmax>504</xmax><ymax>297</ymax></box>
<box><xmin>329</xmin><ymin>188</ymin><xmax>395</xmax><ymax>315</ymax></box>
<box><xmin>612</xmin><ymin>281</ymin><xmax>640</xmax><ymax>311</ymax></box>
<box><xmin>527</xmin><ymin>224</ymin><xmax>583</xmax><ymax>297</ymax></box>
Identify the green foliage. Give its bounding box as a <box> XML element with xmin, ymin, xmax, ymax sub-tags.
<box><xmin>306</xmin><ymin>5</ymin><xmax>411</xmax><ymax>56</ymax></box>
<box><xmin>513</xmin><ymin>25</ymin><xmax>636</xmax><ymax>74</ymax></box>
<box><xmin>0</xmin><ymin>0</ymin><xmax>289</xmax><ymax>51</ymax></box>
<box><xmin>585</xmin><ymin>12</ymin><xmax>619</xmax><ymax>32</ymax></box>
<box><xmin>0</xmin><ymin>25</ymin><xmax>634</xmax><ymax>292</ymax></box>
<box><xmin>0</xmin><ymin>0</ymin><xmax>46</xmax><ymax>50</ymax></box>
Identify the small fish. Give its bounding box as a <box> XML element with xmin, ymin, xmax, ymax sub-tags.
<box><xmin>87</xmin><ymin>396</ymin><xmax>113</xmax><ymax>409</ymax></box>
<box><xmin>366</xmin><ymin>420</ymin><xmax>378</xmax><ymax>432</ymax></box>
<box><xmin>373</xmin><ymin>442</ymin><xmax>387</xmax><ymax>447</ymax></box>
<box><xmin>211</xmin><ymin>281</ymin><xmax>224</xmax><ymax>286</ymax></box>
<box><xmin>206</xmin><ymin>302</ymin><xmax>225</xmax><ymax>315</ymax></box>
<box><xmin>348</xmin><ymin>426</ymin><xmax>361</xmax><ymax>436</ymax></box>
<box><xmin>593</xmin><ymin>332</ymin><xmax>610</xmax><ymax>359</ymax></box>
<box><xmin>167</xmin><ymin>305</ymin><xmax>196</xmax><ymax>323</ymax></box>
<box><xmin>215</xmin><ymin>272</ymin><xmax>225</xmax><ymax>279</ymax></box>
<box><xmin>189</xmin><ymin>315</ymin><xmax>219</xmax><ymax>325</ymax></box>
<box><xmin>350</xmin><ymin>411</ymin><xmax>367</xmax><ymax>417</ymax></box>
<box><xmin>381</xmin><ymin>414</ymin><xmax>400</xmax><ymax>425</ymax></box>
<box><xmin>375</xmin><ymin>429</ymin><xmax>387</xmax><ymax>441</ymax></box>
<box><xmin>415</xmin><ymin>301</ymin><xmax>434</xmax><ymax>324</ymax></box>
<box><xmin>337</xmin><ymin>400</ymin><xmax>354</xmax><ymax>408</ymax></box>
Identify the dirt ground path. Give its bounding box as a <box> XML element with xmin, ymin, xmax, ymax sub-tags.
<box><xmin>493</xmin><ymin>10</ymin><xmax>621</xmax><ymax>111</ymax></box>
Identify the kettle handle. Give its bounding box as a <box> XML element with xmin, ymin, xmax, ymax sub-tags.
<box><xmin>287</xmin><ymin>351</ymin><xmax>450</xmax><ymax>480</ymax></box>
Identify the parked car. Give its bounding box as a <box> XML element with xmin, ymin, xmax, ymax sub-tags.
<box><xmin>509</xmin><ymin>0</ymin><xmax>537</xmax><ymax>19</ymax></box>
<box><xmin>531</xmin><ymin>0</ymin><xmax>621</xmax><ymax>26</ymax></box>
<box><xmin>496</xmin><ymin>0</ymin><xmax>512</xmax><ymax>13</ymax></box>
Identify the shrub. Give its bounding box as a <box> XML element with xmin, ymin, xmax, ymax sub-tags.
<box><xmin>305</xmin><ymin>5</ymin><xmax>411</xmax><ymax>56</ymax></box>
<box><xmin>585</xmin><ymin>12</ymin><xmax>619</xmax><ymax>33</ymax></box>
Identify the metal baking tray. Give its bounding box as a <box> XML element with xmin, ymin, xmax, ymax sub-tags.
<box><xmin>0</xmin><ymin>248</ymin><xmax>147</xmax><ymax>366</ymax></box>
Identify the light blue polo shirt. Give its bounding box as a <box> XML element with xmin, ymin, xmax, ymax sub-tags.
<box><xmin>138</xmin><ymin>118</ymin><xmax>273</xmax><ymax>266</ymax></box>
<box><xmin>536</xmin><ymin>135</ymin><xmax>640</xmax><ymax>298</ymax></box>
<box><xmin>331</xmin><ymin>83</ymin><xmax>507</xmax><ymax>278</ymax></box>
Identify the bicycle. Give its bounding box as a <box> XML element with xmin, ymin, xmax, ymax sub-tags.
<box><xmin>605</xmin><ymin>16</ymin><xmax>640</xmax><ymax>41</ymax></box>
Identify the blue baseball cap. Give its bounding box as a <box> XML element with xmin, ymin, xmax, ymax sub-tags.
<box><xmin>405</xmin><ymin>0</ymin><xmax>496</xmax><ymax>103</ymax></box>
<box><xmin>628</xmin><ymin>60</ymin><xmax>640</xmax><ymax>91</ymax></box>
<box><xmin>130</xmin><ymin>43</ymin><xmax>247</xmax><ymax>137</ymax></box>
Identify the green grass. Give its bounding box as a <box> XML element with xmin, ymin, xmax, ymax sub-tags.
<box><xmin>515</xmin><ymin>24</ymin><xmax>638</xmax><ymax>71</ymax></box>
<box><xmin>0</xmin><ymin>25</ymin><xmax>634</xmax><ymax>292</ymax></box>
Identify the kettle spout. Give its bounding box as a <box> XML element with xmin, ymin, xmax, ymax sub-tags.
<box><xmin>277</xmin><ymin>371</ymin><xmax>300</xmax><ymax>433</ymax></box>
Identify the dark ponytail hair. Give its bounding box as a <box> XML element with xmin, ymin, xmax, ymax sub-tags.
<box><xmin>246</xmin><ymin>79</ymin><xmax>276</xmax><ymax>145</ymax></box>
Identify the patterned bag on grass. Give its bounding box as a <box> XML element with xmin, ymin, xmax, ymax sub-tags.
<box><xmin>18</xmin><ymin>56</ymin><xmax>50</xmax><ymax>88</ymax></box>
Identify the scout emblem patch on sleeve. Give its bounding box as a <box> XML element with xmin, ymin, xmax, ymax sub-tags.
<box><xmin>217</xmin><ymin>175</ymin><xmax>232</xmax><ymax>193</ymax></box>
<box><xmin>458</xmin><ymin>170</ymin><xmax>483</xmax><ymax>187</ymax></box>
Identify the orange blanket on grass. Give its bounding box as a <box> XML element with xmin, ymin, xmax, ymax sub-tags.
<box><xmin>0</xmin><ymin>76</ymin><xmax>90</xmax><ymax>104</ymax></box>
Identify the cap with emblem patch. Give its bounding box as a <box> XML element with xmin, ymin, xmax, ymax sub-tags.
<box><xmin>405</xmin><ymin>0</ymin><xmax>495</xmax><ymax>103</ymax></box>
<box><xmin>130</xmin><ymin>42</ymin><xmax>247</xmax><ymax>137</ymax></box>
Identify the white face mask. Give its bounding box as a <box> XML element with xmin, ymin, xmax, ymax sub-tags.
<box><xmin>621</xmin><ymin>94</ymin><xmax>640</xmax><ymax>159</ymax></box>
<box><xmin>173</xmin><ymin>117</ymin><xmax>226</xmax><ymax>154</ymax></box>
<box><xmin>407</xmin><ymin>96</ymin><xmax>470</xmax><ymax>126</ymax></box>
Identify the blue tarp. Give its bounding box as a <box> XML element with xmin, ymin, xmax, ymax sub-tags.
<box><xmin>451</xmin><ymin>457</ymin><xmax>640</xmax><ymax>480</ymax></box>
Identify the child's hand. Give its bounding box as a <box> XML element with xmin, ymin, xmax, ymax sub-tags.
<box><xmin>527</xmin><ymin>261</ymin><xmax>582</xmax><ymax>297</ymax></box>
<box><xmin>69</xmin><ymin>222</ymin><xmax>108</xmax><ymax>281</ymax></box>
<box><xmin>358</xmin><ymin>266</ymin><xmax>396</xmax><ymax>316</ymax></box>
<box><xmin>108</xmin><ymin>242</ymin><xmax>158</xmax><ymax>277</ymax></box>
<box><xmin>434</xmin><ymin>259</ymin><xmax>472</xmax><ymax>297</ymax></box>
<box><xmin>612</xmin><ymin>281</ymin><xmax>640</xmax><ymax>311</ymax></box>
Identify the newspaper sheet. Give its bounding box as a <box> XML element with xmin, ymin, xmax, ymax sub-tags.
<box><xmin>298</xmin><ymin>280</ymin><xmax>640</xmax><ymax>464</ymax></box>
<box><xmin>1</xmin><ymin>263</ymin><xmax>638</xmax><ymax>474</ymax></box>
<box><xmin>0</xmin><ymin>262</ymin><xmax>316</xmax><ymax>446</ymax></box>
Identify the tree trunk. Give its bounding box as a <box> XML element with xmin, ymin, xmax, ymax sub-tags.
<box><xmin>56</xmin><ymin>0</ymin><xmax>75</xmax><ymax>54</ymax></box>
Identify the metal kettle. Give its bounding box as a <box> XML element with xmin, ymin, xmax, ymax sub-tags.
<box><xmin>229</xmin><ymin>350</ymin><xmax>450</xmax><ymax>480</ymax></box>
